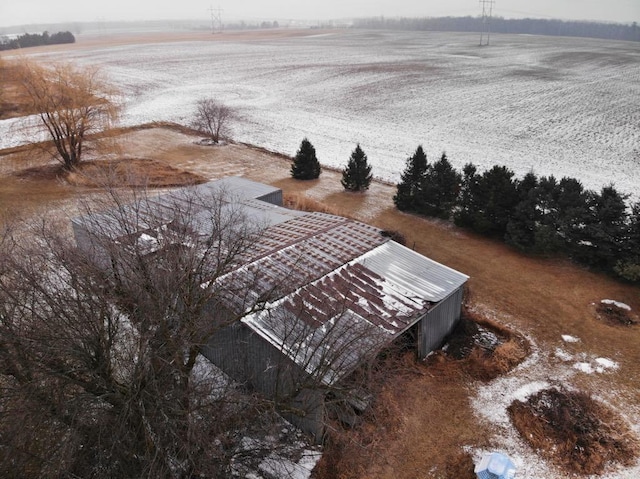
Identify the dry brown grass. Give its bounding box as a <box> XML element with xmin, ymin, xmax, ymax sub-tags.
<box><xmin>282</xmin><ymin>192</ymin><xmax>346</xmax><ymax>216</ymax></box>
<box><xmin>65</xmin><ymin>158</ymin><xmax>206</xmax><ymax>188</ymax></box>
<box><xmin>0</xmin><ymin>58</ymin><xmax>34</xmax><ymax>120</ymax></box>
<box><xmin>316</xmin><ymin>350</ymin><xmax>483</xmax><ymax>479</ymax></box>
<box><xmin>0</xmin><ymin>141</ymin><xmax>206</xmax><ymax>222</ymax></box>
<box><xmin>508</xmin><ymin>387</ymin><xmax>639</xmax><ymax>475</ymax></box>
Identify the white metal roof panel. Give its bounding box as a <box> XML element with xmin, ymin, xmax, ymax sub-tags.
<box><xmin>356</xmin><ymin>241</ymin><xmax>469</xmax><ymax>303</ymax></box>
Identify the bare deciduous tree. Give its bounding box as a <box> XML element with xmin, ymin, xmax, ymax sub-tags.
<box><xmin>0</xmin><ymin>184</ymin><xmax>390</xmax><ymax>478</ymax></box>
<box><xmin>191</xmin><ymin>97</ymin><xmax>235</xmax><ymax>144</ymax></box>
<box><xmin>0</xmin><ymin>187</ymin><xmax>283</xmax><ymax>478</ymax></box>
<box><xmin>17</xmin><ymin>60</ymin><xmax>120</xmax><ymax>170</ymax></box>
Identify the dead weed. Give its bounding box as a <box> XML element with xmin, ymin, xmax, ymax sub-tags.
<box><xmin>508</xmin><ymin>387</ymin><xmax>639</xmax><ymax>475</ymax></box>
<box><xmin>283</xmin><ymin>192</ymin><xmax>346</xmax><ymax>216</ymax></box>
<box><xmin>316</xmin><ymin>382</ymin><xmax>404</xmax><ymax>479</ymax></box>
<box><xmin>439</xmin><ymin>309</ymin><xmax>530</xmax><ymax>381</ymax></box>
<box><xmin>65</xmin><ymin>158</ymin><xmax>206</xmax><ymax>187</ymax></box>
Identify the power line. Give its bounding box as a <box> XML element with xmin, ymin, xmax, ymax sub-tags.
<box><xmin>208</xmin><ymin>5</ymin><xmax>223</xmax><ymax>34</ymax></box>
<box><xmin>479</xmin><ymin>0</ymin><xmax>495</xmax><ymax>46</ymax></box>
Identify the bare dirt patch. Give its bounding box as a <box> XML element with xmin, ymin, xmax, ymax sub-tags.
<box><xmin>508</xmin><ymin>387</ymin><xmax>639</xmax><ymax>475</ymax></box>
<box><xmin>593</xmin><ymin>301</ymin><xmax>639</xmax><ymax>327</ymax></box>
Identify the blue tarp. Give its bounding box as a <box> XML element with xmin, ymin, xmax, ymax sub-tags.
<box><xmin>475</xmin><ymin>452</ymin><xmax>516</xmax><ymax>479</ymax></box>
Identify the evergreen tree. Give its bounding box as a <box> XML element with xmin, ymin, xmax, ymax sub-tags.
<box><xmin>393</xmin><ymin>145</ymin><xmax>428</xmax><ymax>211</ymax></box>
<box><xmin>420</xmin><ymin>152</ymin><xmax>461</xmax><ymax>219</ymax></box>
<box><xmin>615</xmin><ymin>201</ymin><xmax>640</xmax><ymax>282</ymax></box>
<box><xmin>574</xmin><ymin>185</ymin><xmax>628</xmax><ymax>271</ymax></box>
<box><xmin>460</xmin><ymin>165</ymin><xmax>518</xmax><ymax>237</ymax></box>
<box><xmin>555</xmin><ymin>177</ymin><xmax>590</xmax><ymax>253</ymax></box>
<box><xmin>290</xmin><ymin>138</ymin><xmax>321</xmax><ymax>180</ymax></box>
<box><xmin>341</xmin><ymin>144</ymin><xmax>373</xmax><ymax>191</ymax></box>
<box><xmin>532</xmin><ymin>175</ymin><xmax>565</xmax><ymax>255</ymax></box>
<box><xmin>453</xmin><ymin>163</ymin><xmax>480</xmax><ymax>229</ymax></box>
<box><xmin>505</xmin><ymin>172</ymin><xmax>540</xmax><ymax>251</ymax></box>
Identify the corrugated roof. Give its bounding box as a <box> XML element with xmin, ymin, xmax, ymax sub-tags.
<box><xmin>219</xmin><ymin>213</ymin><xmax>388</xmax><ymax>306</ymax></box>
<box><xmin>357</xmin><ymin>241</ymin><xmax>469</xmax><ymax>303</ymax></box>
<box><xmin>241</xmin><ymin>236</ymin><xmax>469</xmax><ymax>385</ymax></box>
<box><xmin>72</xmin><ymin>178</ymin><xmax>468</xmax><ymax>385</ymax></box>
<box><xmin>72</xmin><ymin>179</ymin><xmax>295</xmax><ymax>243</ymax></box>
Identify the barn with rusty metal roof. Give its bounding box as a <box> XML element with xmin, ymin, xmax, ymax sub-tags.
<box><xmin>73</xmin><ymin>176</ymin><xmax>468</xmax><ymax>442</ymax></box>
<box><xmin>195</xmin><ymin>178</ymin><xmax>468</xmax><ymax>441</ymax></box>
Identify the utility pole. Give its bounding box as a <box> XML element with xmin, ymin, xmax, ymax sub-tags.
<box><xmin>479</xmin><ymin>0</ymin><xmax>495</xmax><ymax>46</ymax></box>
<box><xmin>208</xmin><ymin>5</ymin><xmax>223</xmax><ymax>34</ymax></box>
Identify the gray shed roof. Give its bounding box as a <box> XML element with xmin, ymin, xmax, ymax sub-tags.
<box><xmin>190</xmin><ymin>176</ymin><xmax>282</xmax><ymax>204</ymax></box>
<box><xmin>72</xmin><ymin>178</ymin><xmax>295</xmax><ymax>242</ymax></box>
<box><xmin>357</xmin><ymin>241</ymin><xmax>468</xmax><ymax>303</ymax></box>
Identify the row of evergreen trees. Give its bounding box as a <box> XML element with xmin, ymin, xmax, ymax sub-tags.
<box><xmin>393</xmin><ymin>146</ymin><xmax>640</xmax><ymax>282</ymax></box>
<box><xmin>0</xmin><ymin>31</ymin><xmax>75</xmax><ymax>51</ymax></box>
<box><xmin>289</xmin><ymin>140</ymin><xmax>638</xmax><ymax>281</ymax></box>
<box><xmin>290</xmin><ymin>138</ymin><xmax>373</xmax><ymax>192</ymax></box>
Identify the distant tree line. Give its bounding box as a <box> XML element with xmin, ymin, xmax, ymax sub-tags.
<box><xmin>394</xmin><ymin>146</ymin><xmax>640</xmax><ymax>282</ymax></box>
<box><xmin>0</xmin><ymin>31</ymin><xmax>75</xmax><ymax>51</ymax></box>
<box><xmin>353</xmin><ymin>16</ymin><xmax>640</xmax><ymax>43</ymax></box>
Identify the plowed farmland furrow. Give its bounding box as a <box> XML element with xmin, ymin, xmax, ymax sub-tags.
<box><xmin>1</xmin><ymin>30</ymin><xmax>638</xmax><ymax>198</ymax></box>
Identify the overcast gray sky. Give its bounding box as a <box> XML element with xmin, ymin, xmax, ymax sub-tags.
<box><xmin>1</xmin><ymin>0</ymin><xmax>638</xmax><ymax>28</ymax></box>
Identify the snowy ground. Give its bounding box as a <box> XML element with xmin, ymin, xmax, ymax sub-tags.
<box><xmin>1</xmin><ymin>30</ymin><xmax>639</xmax><ymax>200</ymax></box>
<box><xmin>469</xmin><ymin>303</ymin><xmax>640</xmax><ymax>479</ymax></box>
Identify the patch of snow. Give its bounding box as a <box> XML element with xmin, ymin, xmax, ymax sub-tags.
<box><xmin>574</xmin><ymin>362</ymin><xmax>595</xmax><ymax>374</ymax></box>
<box><xmin>191</xmin><ymin>354</ymin><xmax>238</xmax><ymax>400</ymax></box>
<box><xmin>595</xmin><ymin>357</ymin><xmax>619</xmax><ymax>372</ymax></box>
<box><xmin>258</xmin><ymin>450</ymin><xmax>322</xmax><ymax>479</ymax></box>
<box><xmin>474</xmin><ymin>359</ymin><xmax>551</xmax><ymax>426</ymax></box>
<box><xmin>601</xmin><ymin>299</ymin><xmax>632</xmax><ymax>311</ymax></box>
<box><xmin>561</xmin><ymin>334</ymin><xmax>580</xmax><ymax>343</ymax></box>
<box><xmin>553</xmin><ymin>348</ymin><xmax>573</xmax><ymax>362</ymax></box>
<box><xmin>512</xmin><ymin>381</ymin><xmax>550</xmax><ymax>403</ymax></box>
<box><xmin>572</xmin><ymin>357</ymin><xmax>619</xmax><ymax>375</ymax></box>
<box><xmin>232</xmin><ymin>421</ymin><xmax>322</xmax><ymax>479</ymax></box>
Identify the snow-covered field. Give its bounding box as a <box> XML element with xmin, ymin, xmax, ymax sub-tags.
<box><xmin>1</xmin><ymin>30</ymin><xmax>639</xmax><ymax>198</ymax></box>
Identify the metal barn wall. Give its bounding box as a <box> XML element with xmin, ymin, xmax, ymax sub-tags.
<box><xmin>201</xmin><ymin>321</ymin><xmax>249</xmax><ymax>382</ymax></box>
<box><xmin>418</xmin><ymin>286</ymin><xmax>465</xmax><ymax>358</ymax></box>
<box><xmin>256</xmin><ymin>190</ymin><xmax>283</xmax><ymax>207</ymax></box>
<box><xmin>201</xmin><ymin>323</ymin><xmax>325</xmax><ymax>442</ymax></box>
<box><xmin>71</xmin><ymin>221</ymin><xmax>111</xmax><ymax>269</ymax></box>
